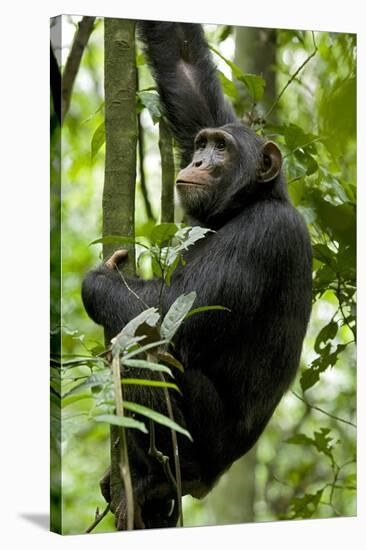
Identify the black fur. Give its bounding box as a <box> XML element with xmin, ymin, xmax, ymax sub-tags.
<box><xmin>82</xmin><ymin>21</ymin><xmax>312</xmax><ymax>529</ymax></box>
<box><xmin>139</xmin><ymin>21</ymin><xmax>236</xmax><ymax>165</ymax></box>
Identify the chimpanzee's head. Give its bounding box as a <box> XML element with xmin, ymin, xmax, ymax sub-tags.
<box><xmin>175</xmin><ymin>122</ymin><xmax>286</xmax><ymax>225</ymax></box>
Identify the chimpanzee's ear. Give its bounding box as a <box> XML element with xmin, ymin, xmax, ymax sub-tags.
<box><xmin>258</xmin><ymin>141</ymin><xmax>282</xmax><ymax>183</ymax></box>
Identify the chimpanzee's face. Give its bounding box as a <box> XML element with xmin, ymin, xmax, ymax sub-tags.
<box><xmin>175</xmin><ymin>127</ymin><xmax>241</xmax><ymax>218</ymax></box>
<box><xmin>176</xmin><ymin>128</ymin><xmax>238</xmax><ymax>190</ymax></box>
<box><xmin>175</xmin><ymin>123</ymin><xmax>283</xmax><ymax>223</ymax></box>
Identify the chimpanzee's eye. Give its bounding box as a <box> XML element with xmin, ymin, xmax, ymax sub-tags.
<box><xmin>196</xmin><ymin>136</ymin><xmax>207</xmax><ymax>150</ymax></box>
<box><xmin>216</xmin><ymin>139</ymin><xmax>226</xmax><ymax>150</ymax></box>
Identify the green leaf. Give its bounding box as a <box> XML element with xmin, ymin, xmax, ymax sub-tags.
<box><xmin>111</xmin><ymin>334</ymin><xmax>145</xmax><ymax>358</ymax></box>
<box><xmin>57</xmin><ymin>356</ymin><xmax>106</xmax><ymax>368</ymax></box>
<box><xmin>313</xmin><ymin>428</ymin><xmax>335</xmax><ymax>461</ymax></box>
<box><xmin>62</xmin><ymin>371</ymin><xmax>110</xmax><ymax>398</ymax></box>
<box><xmin>320</xmin><ymin>77</ymin><xmax>356</xmax><ymax>155</ymax></box>
<box><xmin>151</xmin><ymin>256</ymin><xmax>163</xmax><ymax>278</ymax></box>
<box><xmin>218</xmin><ymin>25</ymin><xmax>233</xmax><ymax>42</ymax></box>
<box><xmin>314</xmin><ymin>321</ymin><xmax>338</xmax><ymax>353</ymax></box>
<box><xmin>239</xmin><ymin>73</ymin><xmax>266</xmax><ymax>102</ymax></box>
<box><xmin>164</xmin><ymin>254</ymin><xmax>181</xmax><ymax>285</ymax></box>
<box><xmin>294</xmin><ymin>150</ymin><xmax>318</xmax><ymax>176</ymax></box>
<box><xmin>123</xmin><ymin>401</ymin><xmax>192</xmax><ymax>440</ymax></box>
<box><xmin>291</xmin><ymin>489</ymin><xmax>323</xmax><ymax>519</ymax></box>
<box><xmin>161</xmin><ymin>292</ymin><xmax>197</xmax><ymax>341</ymax></box>
<box><xmin>210</xmin><ymin>45</ymin><xmax>265</xmax><ymax>101</ymax></box>
<box><xmin>121</xmin><ymin>308</ymin><xmax>160</xmax><ymax>338</ymax></box>
<box><xmin>217</xmin><ymin>70</ymin><xmax>239</xmax><ymax>101</ymax></box>
<box><xmin>122</xmin><ymin>358</ymin><xmax>173</xmax><ymax>377</ymax></box>
<box><xmin>288</xmin><ymin>177</ymin><xmax>305</xmax><ymax>207</ymax></box>
<box><xmin>312</xmin><ymin>244</ymin><xmax>336</xmax><ymax>267</ymax></box>
<box><xmin>185</xmin><ymin>305</ymin><xmax>230</xmax><ymax>319</ymax></box>
<box><xmin>284</xmin><ymin>123</ymin><xmax>318</xmax><ymax>152</ymax></box>
<box><xmin>337</xmin><ymin>244</ymin><xmax>356</xmax><ymax>280</ymax></box>
<box><xmin>300</xmin><ymin>343</ymin><xmax>347</xmax><ymax>391</ymax></box>
<box><xmin>159</xmin><ymin>245</ymin><xmax>180</xmax><ymax>269</ymax></box>
<box><xmin>136</xmin><ymin>91</ymin><xmax>162</xmax><ymax>124</ymax></box>
<box><xmin>287</xmin><ymin>429</ymin><xmax>336</xmax><ymax>464</ymax></box>
<box><xmin>94</xmin><ymin>413</ymin><xmax>148</xmax><ymax>433</ymax></box>
<box><xmin>210</xmin><ymin>45</ymin><xmax>242</xmax><ymax>79</ymax></box>
<box><xmin>61</xmin><ymin>392</ymin><xmax>92</xmax><ymax>408</ymax></box>
<box><xmin>81</xmin><ymin>101</ymin><xmax>104</xmax><ymax>125</ymax></box>
<box><xmin>297</xmin><ymin>205</ymin><xmax>316</xmax><ymax>225</ymax></box>
<box><xmin>59</xmin><ymin>414</ymin><xmax>89</xmax><ymax>443</ymax></box>
<box><xmin>308</xmin><ymin>190</ymin><xmax>356</xmax><ymax>247</ymax></box>
<box><xmin>123</xmin><ymin>339</ymin><xmax>170</xmax><ymax>359</ymax></box>
<box><xmin>175</xmin><ymin>226</ymin><xmax>214</xmax><ymax>252</ymax></box>
<box><xmin>157</xmin><ymin>351</ymin><xmax>185</xmax><ymax>373</ymax></box>
<box><xmin>300</xmin><ymin>367</ymin><xmax>321</xmax><ymax>392</ymax></box>
<box><xmin>91</xmin><ymin>121</ymin><xmax>105</xmax><ymax>160</ymax></box>
<box><xmin>313</xmin><ymin>265</ymin><xmax>337</xmax><ymax>292</ymax></box>
<box><xmin>121</xmin><ymin>378</ymin><xmax>181</xmax><ymax>393</ymax></box>
<box><xmin>150</xmin><ymin>223</ymin><xmax>180</xmax><ymax>245</ymax></box>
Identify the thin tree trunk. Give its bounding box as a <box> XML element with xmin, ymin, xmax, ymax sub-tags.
<box><xmin>159</xmin><ymin>119</ymin><xmax>175</xmax><ymax>223</ymax></box>
<box><xmin>103</xmin><ymin>17</ymin><xmax>137</xmax><ymax>523</ymax></box>
<box><xmin>204</xmin><ymin>447</ymin><xmax>257</xmax><ymax>523</ymax></box>
<box><xmin>235</xmin><ymin>27</ymin><xmax>277</xmax><ymax>112</ymax></box>
<box><xmin>61</xmin><ymin>16</ymin><xmax>95</xmax><ymax>124</ymax></box>
<box><xmin>137</xmin><ymin>68</ymin><xmax>155</xmax><ymax>222</ymax></box>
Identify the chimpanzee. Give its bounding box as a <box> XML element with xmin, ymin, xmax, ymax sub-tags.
<box><xmin>81</xmin><ymin>21</ymin><xmax>312</xmax><ymax>529</ymax></box>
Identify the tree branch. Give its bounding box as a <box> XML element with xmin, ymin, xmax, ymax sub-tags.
<box><xmin>138</xmin><ymin>113</ymin><xmax>155</xmax><ymax>221</ymax></box>
<box><xmin>159</xmin><ymin>119</ymin><xmax>175</xmax><ymax>223</ymax></box>
<box><xmin>159</xmin><ymin>372</ymin><xmax>183</xmax><ymax>527</ymax></box>
<box><xmin>292</xmin><ymin>391</ymin><xmax>356</xmax><ymax>428</ymax></box>
<box><xmin>61</xmin><ymin>16</ymin><xmax>96</xmax><ymax>124</ymax></box>
<box><xmin>112</xmin><ymin>354</ymin><xmax>134</xmax><ymax>530</ymax></box>
<box><xmin>85</xmin><ymin>504</ymin><xmax>111</xmax><ymax>533</ymax></box>
<box><xmin>137</xmin><ymin>67</ymin><xmax>155</xmax><ymax>222</ymax></box>
<box><xmin>265</xmin><ymin>31</ymin><xmax>317</xmax><ymax>121</ymax></box>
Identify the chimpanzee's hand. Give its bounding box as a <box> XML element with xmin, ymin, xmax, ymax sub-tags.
<box><xmin>104</xmin><ymin>249</ymin><xmax>128</xmax><ymax>270</ymax></box>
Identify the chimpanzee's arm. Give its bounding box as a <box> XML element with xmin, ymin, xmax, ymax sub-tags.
<box><xmin>81</xmin><ymin>265</ymin><xmax>161</xmax><ymax>338</ymax></box>
<box><xmin>138</xmin><ymin>21</ymin><xmax>236</xmax><ymax>164</ymax></box>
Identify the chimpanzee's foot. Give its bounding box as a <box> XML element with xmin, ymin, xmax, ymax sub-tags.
<box><xmin>142</xmin><ymin>497</ymin><xmax>179</xmax><ymax>529</ymax></box>
<box><xmin>100</xmin><ymin>470</ymin><xmax>179</xmax><ymax>530</ymax></box>
<box><xmin>115</xmin><ymin>495</ymin><xmax>145</xmax><ymax>530</ymax></box>
<box><xmin>115</xmin><ymin>496</ymin><xmax>178</xmax><ymax>530</ymax></box>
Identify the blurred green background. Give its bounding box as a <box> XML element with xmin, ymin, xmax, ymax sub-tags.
<box><xmin>50</xmin><ymin>17</ymin><xmax>356</xmax><ymax>534</ymax></box>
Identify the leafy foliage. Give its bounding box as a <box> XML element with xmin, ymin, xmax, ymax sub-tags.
<box><xmin>56</xmin><ymin>224</ymin><xmax>223</xmax><ymax>455</ymax></box>
<box><xmin>57</xmin><ymin>19</ymin><xmax>356</xmax><ymax>532</ymax></box>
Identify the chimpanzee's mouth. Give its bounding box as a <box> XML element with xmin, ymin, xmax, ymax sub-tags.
<box><xmin>176</xmin><ymin>180</ymin><xmax>205</xmax><ymax>187</ymax></box>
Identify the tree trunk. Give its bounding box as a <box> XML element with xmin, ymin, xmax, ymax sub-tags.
<box><xmin>159</xmin><ymin>118</ymin><xmax>175</xmax><ymax>223</ymax></box>
<box><xmin>204</xmin><ymin>447</ymin><xmax>257</xmax><ymax>523</ymax></box>
<box><xmin>235</xmin><ymin>27</ymin><xmax>277</xmax><ymax>111</ymax></box>
<box><xmin>103</xmin><ymin>17</ymin><xmax>137</xmax><ymax>517</ymax></box>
